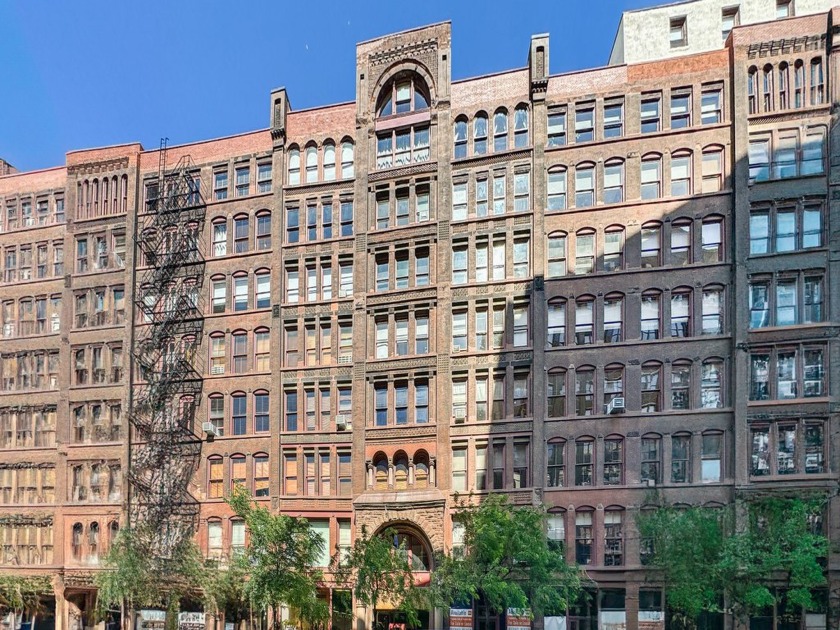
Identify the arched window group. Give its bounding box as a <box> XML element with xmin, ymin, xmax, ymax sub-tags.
<box><xmin>210</xmin><ymin>210</ymin><xmax>272</xmax><ymax>257</ymax></box>
<box><xmin>545</xmin><ymin>214</ymin><xmax>723</xmax><ymax>278</ymax></box>
<box><xmin>453</xmin><ymin>104</ymin><xmax>529</xmax><ymax>159</ymax></box>
<box><xmin>71</xmin><ymin>519</ymin><xmax>119</xmax><ymax>565</ymax></box>
<box><xmin>369</xmin><ymin>449</ymin><xmax>434</xmax><ymax>491</ymax></box>
<box><xmin>748</xmin><ymin>56</ymin><xmax>823</xmax><ymax>114</ymax></box>
<box><xmin>288</xmin><ymin>139</ymin><xmax>354</xmax><ymax>185</ymax></box>
<box><xmin>78</xmin><ymin>175</ymin><xmax>128</xmax><ymax>220</ymax></box>
<box><xmin>545</xmin><ymin>356</ymin><xmax>725</xmax><ymax>418</ymax></box>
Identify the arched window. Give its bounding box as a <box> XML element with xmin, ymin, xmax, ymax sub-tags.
<box><xmin>778</xmin><ymin>62</ymin><xmax>789</xmax><ymax>108</ymax></box>
<box><xmin>208</xmin><ymin>394</ymin><xmax>224</xmax><ymax>437</ymax></box>
<box><xmin>574</xmin><ymin>229</ymin><xmax>595</xmax><ymax>275</ymax></box>
<box><xmin>574</xmin><ymin>508</ymin><xmax>594</xmax><ymax>564</ymax></box>
<box><xmin>603</xmin><ymin>293</ymin><xmax>624</xmax><ymax>343</ymax></box>
<box><xmin>102</xmin><ymin>178</ymin><xmax>109</xmax><ymax>213</ymax></box>
<box><xmin>547</xmin><ymin>299</ymin><xmax>566</xmax><ymax>348</ymax></box>
<box><xmin>72</xmin><ymin>523</ymin><xmax>83</xmax><ymax>560</ymax></box>
<box><xmin>547</xmin><ymin>167</ymin><xmax>567</xmax><ymax>211</ymax></box>
<box><xmin>547</xmin><ymin>440</ymin><xmax>566</xmax><ymax>485</ymax></box>
<box><xmin>207</xmin><ymin>519</ymin><xmax>222</xmax><ymax>558</ymax></box>
<box><xmin>212</xmin><ymin>218</ymin><xmax>227</xmax><ymax>257</ymax></box>
<box><xmin>604</xmin><ymin>226</ymin><xmax>624</xmax><ymax>272</ymax></box>
<box><xmin>231</xmin><ymin>391</ymin><xmax>247</xmax><ymax>434</ymax></box>
<box><xmin>604</xmin><ymin>436</ymin><xmax>624</xmax><ymax>485</ymax></box>
<box><xmin>604</xmin><ymin>365</ymin><xmax>624</xmax><ymax>410</ymax></box>
<box><xmin>810</xmin><ymin>58</ymin><xmax>824</xmax><ymax>104</ymax></box>
<box><xmin>671</xmin><ymin>219</ymin><xmax>692</xmax><ymax>266</ymax></box>
<box><xmin>574</xmin><ymin>439</ymin><xmax>595</xmax><ymax>485</ymax></box>
<box><xmin>473</xmin><ymin>113</ymin><xmax>488</xmax><ymax>155</ymax></box>
<box><xmin>641</xmin><ymin>154</ymin><xmax>662</xmax><ymax>200</ymax></box>
<box><xmin>641</xmin><ymin>362</ymin><xmax>663</xmax><ymax>413</ymax></box>
<box><xmin>701</xmin><ymin>358</ymin><xmax>724</xmax><ymax>408</ymax></box>
<box><xmin>323</xmin><ymin>142</ymin><xmax>336</xmax><ymax>181</ymax></box>
<box><xmin>341</xmin><ymin>140</ymin><xmax>354</xmax><ymax>178</ymax></box>
<box><xmin>574</xmin><ymin>162</ymin><xmax>595</xmax><ymax>208</ymax></box>
<box><xmin>762</xmin><ymin>64</ymin><xmax>774</xmax><ymax>111</ymax></box>
<box><xmin>392</xmin><ymin>529</ymin><xmax>431</xmax><ymax>571</ymax></box>
<box><xmin>493</xmin><ymin>109</ymin><xmax>508</xmax><ymax>152</ymax></box>
<box><xmin>603</xmin><ymin>159</ymin><xmax>624</xmax><ymax>204</ymax></box>
<box><xmin>305</xmin><ymin>145</ymin><xmax>318</xmax><ymax>183</ymax></box>
<box><xmin>574</xmin><ymin>295</ymin><xmax>595</xmax><ymax>345</ymax></box>
<box><xmin>671</xmin><ymin>287</ymin><xmax>692</xmax><ymax>337</ymax></box>
<box><xmin>702</xmin><ymin>284</ymin><xmax>724</xmax><ymax>335</ymax></box>
<box><xmin>230</xmin><ymin>453</ymin><xmax>246</xmax><ymax>489</ymax></box>
<box><xmin>702</xmin><ymin>146</ymin><xmax>723</xmax><ymax>193</ymax></box>
<box><xmin>641</xmin><ymin>290</ymin><xmax>661</xmax><ymax>340</ymax></box>
<box><xmin>232</xmin><ymin>271</ymin><xmax>249</xmax><ymax>312</ymax></box>
<box><xmin>111</xmin><ymin>176</ymin><xmax>119</xmax><ymax>212</ymax></box>
<box><xmin>748</xmin><ymin>66</ymin><xmax>758</xmax><ymax>113</ymax></box>
<box><xmin>701</xmin><ymin>216</ymin><xmax>724</xmax><ymax>262</ymax></box>
<box><xmin>377</xmin><ymin>76</ymin><xmax>429</xmax><ymax>117</ymax></box>
<box><xmin>670</xmin><ymin>150</ymin><xmax>692</xmax><ymax>196</ymax></box>
<box><xmin>208</xmin><ymin>455</ymin><xmax>224</xmax><ymax>497</ymax></box>
<box><xmin>794</xmin><ymin>60</ymin><xmax>805</xmax><ymax>107</ymax></box>
<box><xmin>394</xmin><ymin>452</ymin><xmax>409</xmax><ymax>490</ymax></box>
<box><xmin>701</xmin><ymin>432</ymin><xmax>723</xmax><ymax>482</ymax></box>
<box><xmin>641</xmin><ymin>222</ymin><xmax>662</xmax><ymax>268</ymax></box>
<box><xmin>233</xmin><ymin>213</ymin><xmax>249</xmax><ymax>254</ymax></box>
<box><xmin>575</xmin><ymin>367</ymin><xmax>595</xmax><ymax>416</ymax></box>
<box><xmin>89</xmin><ymin>522</ymin><xmax>100</xmax><ymax>562</ymax></box>
<box><xmin>374</xmin><ymin>453</ymin><xmax>389</xmax><ymax>490</ymax></box>
<box><xmin>454</xmin><ymin>117</ymin><xmax>468</xmax><ymax>159</ymax></box>
<box><xmin>288</xmin><ymin>147</ymin><xmax>300</xmax><ymax>185</ymax></box>
<box><xmin>254</xmin><ymin>270</ymin><xmax>271</xmax><ymax>311</ymax></box>
<box><xmin>120</xmin><ymin>175</ymin><xmax>127</xmax><ymax>212</ymax></box>
<box><xmin>604</xmin><ymin>508</ymin><xmax>625</xmax><ymax>566</ymax></box>
<box><xmin>671</xmin><ymin>360</ymin><xmax>692</xmax><ymax>410</ymax></box>
<box><xmin>209</xmin><ymin>332</ymin><xmax>226</xmax><ymax>375</ymax></box>
<box><xmin>254</xmin><ymin>452</ymin><xmax>269</xmax><ymax>496</ymax></box>
<box><xmin>547</xmin><ymin>232</ymin><xmax>567</xmax><ymax>277</ymax></box>
<box><xmin>108</xmin><ymin>520</ymin><xmax>119</xmax><ymax>546</ymax></box>
<box><xmin>514</xmin><ymin>105</ymin><xmax>529</xmax><ymax>148</ymax></box>
<box><xmin>255</xmin><ymin>210</ymin><xmax>272</xmax><ymax>250</ymax></box>
<box><xmin>92</xmin><ymin>179</ymin><xmax>99</xmax><ymax>215</ymax></box>
<box><xmin>414</xmin><ymin>451</ymin><xmax>430</xmax><ymax>489</ymax></box>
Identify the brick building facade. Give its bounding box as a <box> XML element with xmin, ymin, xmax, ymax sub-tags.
<box><xmin>0</xmin><ymin>3</ymin><xmax>838</xmax><ymax>629</ymax></box>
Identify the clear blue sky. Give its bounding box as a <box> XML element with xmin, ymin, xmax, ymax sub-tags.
<box><xmin>0</xmin><ymin>0</ymin><xmax>657</xmax><ymax>172</ymax></box>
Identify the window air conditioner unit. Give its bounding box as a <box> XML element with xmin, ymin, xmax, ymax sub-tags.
<box><xmin>606</xmin><ymin>397</ymin><xmax>625</xmax><ymax>415</ymax></box>
<box><xmin>453</xmin><ymin>408</ymin><xmax>466</xmax><ymax>423</ymax></box>
<box><xmin>336</xmin><ymin>415</ymin><xmax>351</xmax><ymax>431</ymax></box>
<box><xmin>211</xmin><ymin>365</ymin><xmax>225</xmax><ymax>375</ymax></box>
<box><xmin>202</xmin><ymin>422</ymin><xmax>218</xmax><ymax>437</ymax></box>
<box><xmin>338</xmin><ymin>355</ymin><xmax>353</xmax><ymax>364</ymax></box>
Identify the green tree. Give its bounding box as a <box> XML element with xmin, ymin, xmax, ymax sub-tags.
<box><xmin>200</xmin><ymin>554</ymin><xmax>251</xmax><ymax>627</ymax></box>
<box><xmin>330</xmin><ymin>526</ymin><xmax>423</xmax><ymax>627</ymax></box>
<box><xmin>429</xmin><ymin>494</ymin><xmax>582</xmax><ymax>618</ymax></box>
<box><xmin>637</xmin><ymin>496</ymin><xmax>828</xmax><ymax>627</ymax></box>
<box><xmin>226</xmin><ymin>485</ymin><xmax>328</xmax><ymax>630</ymax></box>
<box><xmin>0</xmin><ymin>574</ymin><xmax>52</xmax><ymax>622</ymax></box>
<box><xmin>94</xmin><ymin>526</ymin><xmax>208</xmax><ymax>629</ymax></box>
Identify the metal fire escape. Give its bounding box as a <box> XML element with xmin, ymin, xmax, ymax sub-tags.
<box><xmin>128</xmin><ymin>141</ymin><xmax>206</xmax><ymax>558</ymax></box>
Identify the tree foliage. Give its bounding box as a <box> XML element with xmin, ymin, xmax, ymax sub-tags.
<box><xmin>0</xmin><ymin>574</ymin><xmax>52</xmax><ymax>618</ymax></box>
<box><xmin>226</xmin><ymin>485</ymin><xmax>328</xmax><ymax>629</ymax></box>
<box><xmin>200</xmin><ymin>554</ymin><xmax>250</xmax><ymax>624</ymax></box>
<box><xmin>637</xmin><ymin>496</ymin><xmax>828</xmax><ymax>624</ymax></box>
<box><xmin>429</xmin><ymin>494</ymin><xmax>582</xmax><ymax>617</ymax></box>
<box><xmin>331</xmin><ymin>526</ymin><xmax>423</xmax><ymax>627</ymax></box>
<box><xmin>94</xmin><ymin>526</ymin><xmax>208</xmax><ymax>621</ymax></box>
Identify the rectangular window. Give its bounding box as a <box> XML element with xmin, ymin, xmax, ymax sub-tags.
<box><xmin>603</xmin><ymin>102</ymin><xmax>623</xmax><ymax>138</ymax></box>
<box><xmin>701</xmin><ymin>87</ymin><xmax>723</xmax><ymax>123</ymax></box>
<box><xmin>452</xmin><ymin>447</ymin><xmax>467</xmax><ymax>492</ymax></box>
<box><xmin>701</xmin><ymin>434</ymin><xmax>722</xmax><ymax>482</ymax></box>
<box><xmin>213</xmin><ymin>170</ymin><xmax>228</xmax><ymax>200</ymax></box>
<box><xmin>547</xmin><ymin>111</ymin><xmax>566</xmax><ymax>146</ymax></box>
<box><xmin>670</xmin><ymin>91</ymin><xmax>691</xmax><ymax>128</ymax></box>
<box><xmin>574</xmin><ymin>107</ymin><xmax>594</xmax><ymax>143</ymax></box>
<box><xmin>235</xmin><ymin>166</ymin><xmax>250</xmax><ymax>197</ymax></box>
<box><xmin>748</xmin><ymin>138</ymin><xmax>770</xmax><ymax>182</ymax></box>
<box><xmin>452</xmin><ymin>183</ymin><xmax>467</xmax><ymax>221</ymax></box>
<box><xmin>670</xmin><ymin>16</ymin><xmax>687</xmax><ymax>47</ymax></box>
<box><xmin>493</xmin><ymin>173</ymin><xmax>506</xmax><ymax>215</ymax></box>
<box><xmin>257</xmin><ymin>162</ymin><xmax>272</xmax><ymax>193</ymax></box>
<box><xmin>641</xmin><ymin>96</ymin><xmax>661</xmax><ymax>133</ymax></box>
<box><xmin>513</xmin><ymin>442</ymin><xmax>528</xmax><ymax>488</ymax></box>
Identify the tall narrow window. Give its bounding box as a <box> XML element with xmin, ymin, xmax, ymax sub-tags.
<box><xmin>474</xmin><ymin>114</ymin><xmax>488</xmax><ymax>155</ymax></box>
<box><xmin>514</xmin><ymin>106</ymin><xmax>529</xmax><ymax>147</ymax></box>
<box><xmin>547</xmin><ymin>168</ymin><xmax>567</xmax><ymax>211</ymax></box>
<box><xmin>810</xmin><ymin>58</ymin><xmax>824</xmax><ymax>105</ymax></box>
<box><xmin>493</xmin><ymin>110</ymin><xmax>508</xmax><ymax>152</ymax></box>
<box><xmin>575</xmin><ymin>165</ymin><xmax>594</xmax><ymax>208</ymax></box>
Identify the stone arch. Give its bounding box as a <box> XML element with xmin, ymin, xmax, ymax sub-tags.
<box><xmin>372</xmin><ymin>519</ymin><xmax>434</xmax><ymax>571</ymax></box>
<box><xmin>370</xmin><ymin>60</ymin><xmax>437</xmax><ymax>114</ymax></box>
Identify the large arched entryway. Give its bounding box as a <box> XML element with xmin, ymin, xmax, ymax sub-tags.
<box><xmin>371</xmin><ymin>523</ymin><xmax>433</xmax><ymax>630</ymax></box>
